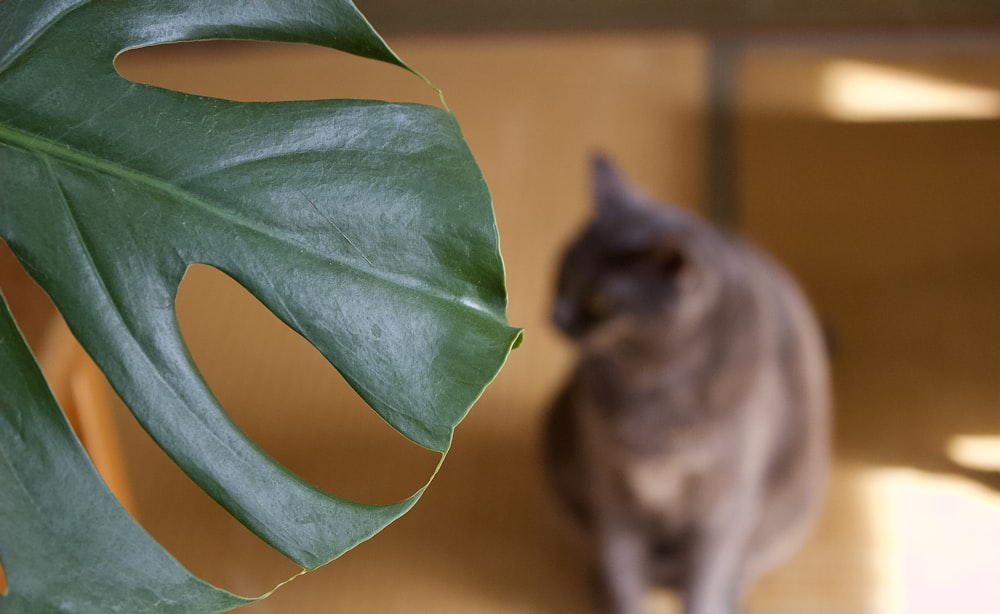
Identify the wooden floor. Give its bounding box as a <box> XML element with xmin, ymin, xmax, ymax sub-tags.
<box><xmin>5</xmin><ymin>33</ymin><xmax>998</xmax><ymax>613</ymax></box>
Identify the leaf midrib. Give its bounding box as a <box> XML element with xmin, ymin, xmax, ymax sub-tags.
<box><xmin>0</xmin><ymin>121</ymin><xmax>506</xmax><ymax>323</ymax></box>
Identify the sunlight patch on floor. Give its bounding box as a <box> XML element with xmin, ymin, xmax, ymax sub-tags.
<box><xmin>862</xmin><ymin>466</ymin><xmax>1000</xmax><ymax>614</ymax></box>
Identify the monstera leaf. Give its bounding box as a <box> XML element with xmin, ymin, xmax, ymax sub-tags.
<box><xmin>0</xmin><ymin>1</ymin><xmax>521</xmax><ymax>611</ymax></box>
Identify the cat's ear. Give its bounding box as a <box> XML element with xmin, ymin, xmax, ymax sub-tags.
<box><xmin>591</xmin><ymin>153</ymin><xmax>634</xmax><ymax>217</ymax></box>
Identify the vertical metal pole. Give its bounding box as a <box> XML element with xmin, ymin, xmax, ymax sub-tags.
<box><xmin>705</xmin><ymin>37</ymin><xmax>743</xmax><ymax>229</ymax></box>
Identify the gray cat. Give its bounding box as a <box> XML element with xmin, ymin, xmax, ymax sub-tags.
<box><xmin>544</xmin><ymin>155</ymin><xmax>830</xmax><ymax>614</ymax></box>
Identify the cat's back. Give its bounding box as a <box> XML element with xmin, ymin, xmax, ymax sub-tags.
<box><xmin>727</xmin><ymin>237</ymin><xmax>830</xmax><ymax>579</ymax></box>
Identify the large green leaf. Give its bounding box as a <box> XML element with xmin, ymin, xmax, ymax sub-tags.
<box><xmin>0</xmin><ymin>1</ymin><xmax>521</xmax><ymax>611</ymax></box>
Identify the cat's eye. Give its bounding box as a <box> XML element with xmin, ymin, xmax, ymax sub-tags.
<box><xmin>657</xmin><ymin>248</ymin><xmax>685</xmax><ymax>277</ymax></box>
<box><xmin>586</xmin><ymin>289</ymin><xmax>613</xmax><ymax>320</ymax></box>
<box><xmin>607</xmin><ymin>245</ymin><xmax>685</xmax><ymax>278</ymax></box>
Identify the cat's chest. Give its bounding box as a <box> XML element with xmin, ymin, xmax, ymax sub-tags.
<box><xmin>621</xmin><ymin>448</ymin><xmax>709</xmax><ymax>518</ymax></box>
<box><xmin>581</xmin><ymin>398</ymin><xmax>738</xmax><ymax>520</ymax></box>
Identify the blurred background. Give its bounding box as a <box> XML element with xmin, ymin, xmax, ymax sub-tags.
<box><xmin>2</xmin><ymin>1</ymin><xmax>998</xmax><ymax>612</ymax></box>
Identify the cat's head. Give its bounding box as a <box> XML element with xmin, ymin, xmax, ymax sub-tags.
<box><xmin>552</xmin><ymin>154</ymin><xmax>728</xmax><ymax>347</ymax></box>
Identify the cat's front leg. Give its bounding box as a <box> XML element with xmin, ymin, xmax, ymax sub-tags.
<box><xmin>682</xmin><ymin>491</ymin><xmax>759</xmax><ymax>614</ymax></box>
<box><xmin>594</xmin><ymin>516</ymin><xmax>648</xmax><ymax>614</ymax></box>
<box><xmin>581</xmin><ymin>425</ymin><xmax>649</xmax><ymax>613</ymax></box>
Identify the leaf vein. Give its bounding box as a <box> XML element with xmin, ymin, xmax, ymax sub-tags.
<box><xmin>0</xmin><ymin>0</ymin><xmax>95</xmax><ymax>75</ymax></box>
<box><xmin>0</xmin><ymin>123</ymin><xmax>503</xmax><ymax>323</ymax></box>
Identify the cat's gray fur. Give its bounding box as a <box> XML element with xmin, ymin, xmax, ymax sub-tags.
<box><xmin>544</xmin><ymin>155</ymin><xmax>830</xmax><ymax>614</ymax></box>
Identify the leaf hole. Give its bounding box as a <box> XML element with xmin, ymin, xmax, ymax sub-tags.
<box><xmin>114</xmin><ymin>40</ymin><xmax>440</xmax><ymax>104</ymax></box>
<box><xmin>1</xmin><ymin>243</ymin><xmax>164</xmax><ymax>591</ymax></box>
<box><xmin>174</xmin><ymin>264</ymin><xmax>440</xmax><ymax>505</ymax></box>
<box><xmin>0</xmin><ymin>241</ymin><xmax>55</xmax><ymax>352</ymax></box>
<box><xmin>89</xmin><ymin>263</ymin><xmax>440</xmax><ymax>595</ymax></box>
<box><xmin>1</xmin><ymin>242</ymin><xmax>138</xmax><ymax>514</ymax></box>
<box><xmin>101</xmin><ymin>372</ymin><xmax>301</xmax><ymax>597</ymax></box>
